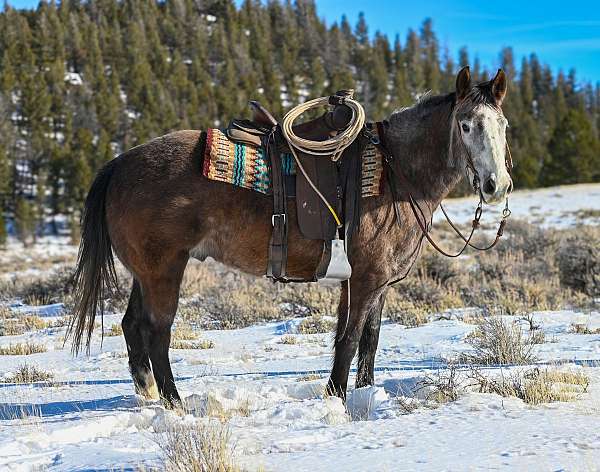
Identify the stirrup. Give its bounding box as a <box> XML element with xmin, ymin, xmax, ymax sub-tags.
<box><xmin>319</xmin><ymin>239</ymin><xmax>352</xmax><ymax>284</ymax></box>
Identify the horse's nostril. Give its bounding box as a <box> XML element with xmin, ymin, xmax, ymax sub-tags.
<box><xmin>483</xmin><ymin>178</ymin><xmax>496</xmax><ymax>195</ymax></box>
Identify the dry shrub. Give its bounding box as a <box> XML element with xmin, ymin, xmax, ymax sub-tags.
<box><xmin>179</xmin><ymin>260</ymin><xmax>338</xmax><ymax>330</ymax></box>
<box><xmin>417</xmin><ymin>363</ymin><xmax>465</xmax><ymax>403</ymax></box>
<box><xmin>1</xmin><ymin>363</ymin><xmax>53</xmax><ymax>383</ymax></box>
<box><xmin>297</xmin><ymin>315</ymin><xmax>336</xmax><ymax>334</ymax></box>
<box><xmin>156</xmin><ymin>420</ymin><xmax>239</xmax><ymax>472</ymax></box>
<box><xmin>556</xmin><ymin>226</ymin><xmax>600</xmax><ymax>297</ymax></box>
<box><xmin>470</xmin><ymin>367</ymin><xmax>589</xmax><ymax>404</ymax></box>
<box><xmin>385</xmin><ymin>275</ymin><xmax>463</xmax><ymax>326</ymax></box>
<box><xmin>18</xmin><ymin>268</ymin><xmax>74</xmax><ymax>306</ymax></box>
<box><xmin>384</xmin><ymin>220</ymin><xmax>594</xmax><ymax>322</ymax></box>
<box><xmin>462</xmin><ymin>317</ymin><xmax>536</xmax><ymax>365</ymax></box>
<box><xmin>0</xmin><ymin>341</ymin><xmax>47</xmax><ymax>355</ymax></box>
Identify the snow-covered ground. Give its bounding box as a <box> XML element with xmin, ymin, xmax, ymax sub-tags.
<box><xmin>1</xmin><ymin>183</ymin><xmax>600</xmax><ymax>471</ymax></box>
<box><xmin>436</xmin><ymin>182</ymin><xmax>600</xmax><ymax>228</ymax></box>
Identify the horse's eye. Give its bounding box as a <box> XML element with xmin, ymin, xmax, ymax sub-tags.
<box><xmin>461</xmin><ymin>123</ymin><xmax>470</xmax><ymax>133</ymax></box>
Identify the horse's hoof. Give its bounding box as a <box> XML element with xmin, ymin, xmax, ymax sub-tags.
<box><xmin>134</xmin><ymin>373</ymin><xmax>160</xmax><ymax>401</ymax></box>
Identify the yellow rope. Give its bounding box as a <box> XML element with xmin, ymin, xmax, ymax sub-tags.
<box><xmin>281</xmin><ymin>96</ymin><xmax>366</xmax><ymax>228</ymax></box>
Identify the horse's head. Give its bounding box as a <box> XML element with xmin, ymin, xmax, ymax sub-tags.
<box><xmin>454</xmin><ymin>66</ymin><xmax>513</xmax><ymax>204</ymax></box>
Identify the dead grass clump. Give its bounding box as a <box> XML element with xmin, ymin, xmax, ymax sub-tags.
<box><xmin>296</xmin><ymin>373</ymin><xmax>322</xmax><ymax>382</ymax></box>
<box><xmin>157</xmin><ymin>420</ymin><xmax>239</xmax><ymax>472</ymax></box>
<box><xmin>1</xmin><ymin>363</ymin><xmax>54</xmax><ymax>383</ymax></box>
<box><xmin>556</xmin><ymin>227</ymin><xmax>600</xmax><ymax>297</ymax></box>
<box><xmin>105</xmin><ymin>324</ymin><xmax>123</xmax><ymax>336</ymax></box>
<box><xmin>1</xmin><ymin>315</ymin><xmax>48</xmax><ymax>336</ymax></box>
<box><xmin>463</xmin><ymin>317</ymin><xmax>536</xmax><ymax>365</ymax></box>
<box><xmin>171</xmin><ymin>339</ymin><xmax>215</xmax><ymax>350</ymax></box>
<box><xmin>570</xmin><ymin>324</ymin><xmax>600</xmax><ymax>335</ymax></box>
<box><xmin>0</xmin><ymin>341</ymin><xmax>47</xmax><ymax>355</ymax></box>
<box><xmin>172</xmin><ymin>324</ymin><xmax>199</xmax><ymax>341</ymax></box>
<box><xmin>470</xmin><ymin>367</ymin><xmax>589</xmax><ymax>405</ymax></box>
<box><xmin>279</xmin><ymin>335</ymin><xmax>298</xmax><ymax>345</ymax></box>
<box><xmin>297</xmin><ymin>315</ymin><xmax>336</xmax><ymax>334</ymax></box>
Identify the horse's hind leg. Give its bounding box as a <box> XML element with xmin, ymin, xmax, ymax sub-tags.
<box><xmin>356</xmin><ymin>294</ymin><xmax>386</xmax><ymax>389</ymax></box>
<box><xmin>138</xmin><ymin>254</ymin><xmax>188</xmax><ymax>407</ymax></box>
<box><xmin>122</xmin><ymin>280</ymin><xmax>158</xmax><ymax>400</ymax></box>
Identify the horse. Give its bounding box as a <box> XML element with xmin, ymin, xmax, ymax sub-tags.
<box><xmin>67</xmin><ymin>66</ymin><xmax>512</xmax><ymax>407</ymax></box>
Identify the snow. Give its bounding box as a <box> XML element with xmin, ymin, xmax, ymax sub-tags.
<box><xmin>1</xmin><ymin>312</ymin><xmax>600</xmax><ymax>470</ymax></box>
<box><xmin>437</xmin><ymin>182</ymin><xmax>600</xmax><ymax>228</ymax></box>
<box><xmin>64</xmin><ymin>72</ymin><xmax>83</xmax><ymax>86</ymax></box>
<box><xmin>1</xmin><ymin>183</ymin><xmax>600</xmax><ymax>470</ymax></box>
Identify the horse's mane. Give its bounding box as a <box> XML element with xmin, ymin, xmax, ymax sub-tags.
<box><xmin>391</xmin><ymin>79</ymin><xmax>499</xmax><ymax>121</ymax></box>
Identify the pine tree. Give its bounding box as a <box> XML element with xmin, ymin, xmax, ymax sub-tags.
<box><xmin>0</xmin><ymin>143</ymin><xmax>8</xmax><ymax>245</ymax></box>
<box><xmin>541</xmin><ymin>109</ymin><xmax>600</xmax><ymax>186</ymax></box>
<box><xmin>420</xmin><ymin>19</ymin><xmax>441</xmax><ymax>92</ymax></box>
<box><xmin>15</xmin><ymin>197</ymin><xmax>36</xmax><ymax>247</ymax></box>
<box><xmin>0</xmin><ymin>0</ymin><xmax>598</xmax><ymax>226</ymax></box>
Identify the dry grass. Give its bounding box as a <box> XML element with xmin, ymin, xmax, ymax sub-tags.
<box><xmin>296</xmin><ymin>373</ymin><xmax>323</xmax><ymax>382</ymax></box>
<box><xmin>171</xmin><ymin>339</ymin><xmax>215</xmax><ymax>350</ymax></box>
<box><xmin>570</xmin><ymin>324</ymin><xmax>600</xmax><ymax>335</ymax></box>
<box><xmin>470</xmin><ymin>367</ymin><xmax>589</xmax><ymax>404</ymax></box>
<box><xmin>0</xmin><ymin>315</ymin><xmax>48</xmax><ymax>336</ymax></box>
<box><xmin>279</xmin><ymin>335</ymin><xmax>298</xmax><ymax>345</ymax></box>
<box><xmin>156</xmin><ymin>419</ymin><xmax>240</xmax><ymax>472</ymax></box>
<box><xmin>1</xmin><ymin>363</ymin><xmax>54</xmax><ymax>383</ymax></box>
<box><xmin>0</xmin><ymin>341</ymin><xmax>47</xmax><ymax>355</ymax></box>
<box><xmin>297</xmin><ymin>315</ymin><xmax>336</xmax><ymax>334</ymax></box>
<box><xmin>172</xmin><ymin>324</ymin><xmax>199</xmax><ymax>341</ymax></box>
<box><xmin>462</xmin><ymin>317</ymin><xmax>537</xmax><ymax>365</ymax></box>
<box><xmin>104</xmin><ymin>324</ymin><xmax>123</xmax><ymax>336</ymax></box>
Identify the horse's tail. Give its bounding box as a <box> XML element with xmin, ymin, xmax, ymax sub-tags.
<box><xmin>67</xmin><ymin>158</ymin><xmax>120</xmax><ymax>354</ymax></box>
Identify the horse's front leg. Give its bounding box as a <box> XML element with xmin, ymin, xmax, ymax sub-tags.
<box><xmin>326</xmin><ymin>280</ymin><xmax>386</xmax><ymax>400</ymax></box>
<box><xmin>356</xmin><ymin>292</ymin><xmax>386</xmax><ymax>389</ymax></box>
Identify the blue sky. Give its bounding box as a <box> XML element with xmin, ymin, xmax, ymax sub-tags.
<box><xmin>6</xmin><ymin>0</ymin><xmax>600</xmax><ymax>83</ymax></box>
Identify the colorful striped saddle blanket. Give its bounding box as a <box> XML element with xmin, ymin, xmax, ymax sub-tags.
<box><xmin>202</xmin><ymin>128</ymin><xmax>385</xmax><ymax>197</ymax></box>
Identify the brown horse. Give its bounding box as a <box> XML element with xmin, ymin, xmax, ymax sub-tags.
<box><xmin>68</xmin><ymin>66</ymin><xmax>512</xmax><ymax>406</ymax></box>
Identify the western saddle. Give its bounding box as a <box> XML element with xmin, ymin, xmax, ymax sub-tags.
<box><xmin>225</xmin><ymin>90</ymin><xmax>370</xmax><ymax>283</ymax></box>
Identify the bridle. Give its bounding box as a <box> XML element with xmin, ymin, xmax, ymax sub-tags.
<box><xmin>367</xmin><ymin>109</ymin><xmax>513</xmax><ymax>285</ymax></box>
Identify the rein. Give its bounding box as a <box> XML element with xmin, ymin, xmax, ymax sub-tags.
<box><xmin>368</xmin><ymin>116</ymin><xmax>513</xmax><ymax>285</ymax></box>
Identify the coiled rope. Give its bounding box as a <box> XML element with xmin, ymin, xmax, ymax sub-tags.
<box><xmin>281</xmin><ymin>96</ymin><xmax>366</xmax><ymax>227</ymax></box>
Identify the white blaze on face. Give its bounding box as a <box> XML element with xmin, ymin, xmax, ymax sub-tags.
<box><xmin>458</xmin><ymin>104</ymin><xmax>512</xmax><ymax>204</ymax></box>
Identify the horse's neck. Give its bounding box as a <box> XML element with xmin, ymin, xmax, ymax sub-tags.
<box><xmin>387</xmin><ymin>100</ymin><xmax>463</xmax><ymax>208</ymax></box>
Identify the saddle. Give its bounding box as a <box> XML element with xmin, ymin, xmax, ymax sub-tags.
<box><xmin>224</xmin><ymin>91</ymin><xmax>370</xmax><ymax>283</ymax></box>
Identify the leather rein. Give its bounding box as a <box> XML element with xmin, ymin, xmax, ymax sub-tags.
<box><xmin>366</xmin><ymin>116</ymin><xmax>513</xmax><ymax>285</ymax></box>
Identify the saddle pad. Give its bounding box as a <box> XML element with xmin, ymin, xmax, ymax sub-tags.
<box><xmin>202</xmin><ymin>128</ymin><xmax>294</xmax><ymax>194</ymax></box>
<box><xmin>202</xmin><ymin>128</ymin><xmax>384</xmax><ymax>197</ymax></box>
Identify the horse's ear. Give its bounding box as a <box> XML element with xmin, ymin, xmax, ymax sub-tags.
<box><xmin>456</xmin><ymin>66</ymin><xmax>471</xmax><ymax>101</ymax></box>
<box><xmin>491</xmin><ymin>69</ymin><xmax>507</xmax><ymax>105</ymax></box>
